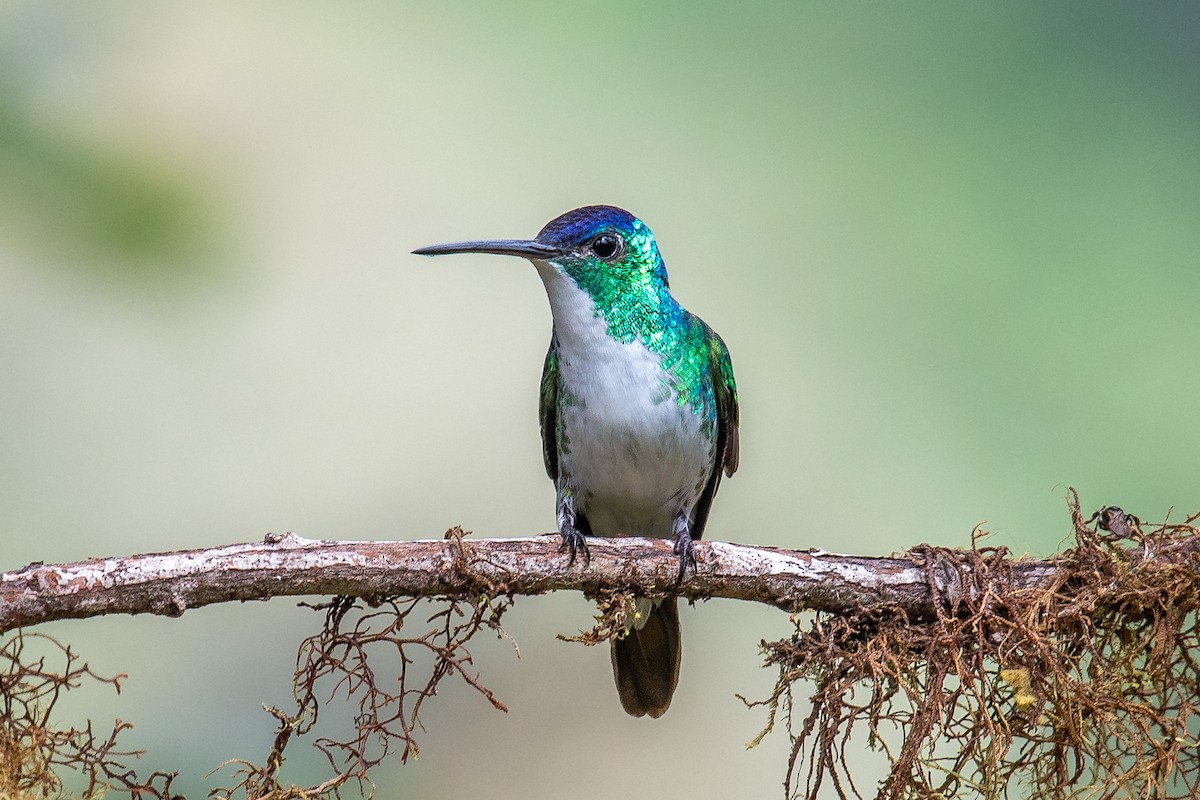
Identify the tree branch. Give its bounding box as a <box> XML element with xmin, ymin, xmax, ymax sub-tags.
<box><xmin>4</xmin><ymin>509</ymin><xmax>1200</xmax><ymax>800</ymax></box>
<box><xmin>7</xmin><ymin>527</ymin><xmax>1188</xmax><ymax>633</ymax></box>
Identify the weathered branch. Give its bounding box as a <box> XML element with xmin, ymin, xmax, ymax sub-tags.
<box><xmin>5</xmin><ymin>501</ymin><xmax>1200</xmax><ymax>800</ymax></box>
<box><xmin>7</xmin><ymin>527</ymin><xmax>1197</xmax><ymax>633</ymax></box>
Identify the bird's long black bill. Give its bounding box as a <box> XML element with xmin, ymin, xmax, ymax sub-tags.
<box><xmin>412</xmin><ymin>239</ymin><xmax>561</xmax><ymax>259</ymax></box>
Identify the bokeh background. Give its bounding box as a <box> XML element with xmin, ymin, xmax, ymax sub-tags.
<box><xmin>2</xmin><ymin>3</ymin><xmax>1198</xmax><ymax>798</ymax></box>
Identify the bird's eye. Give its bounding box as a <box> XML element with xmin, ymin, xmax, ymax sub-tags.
<box><xmin>590</xmin><ymin>233</ymin><xmax>622</xmax><ymax>261</ymax></box>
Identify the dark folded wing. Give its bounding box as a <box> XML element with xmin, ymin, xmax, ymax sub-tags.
<box><xmin>690</xmin><ymin>330</ymin><xmax>739</xmax><ymax>540</ymax></box>
<box><xmin>538</xmin><ymin>337</ymin><xmax>560</xmax><ymax>480</ymax></box>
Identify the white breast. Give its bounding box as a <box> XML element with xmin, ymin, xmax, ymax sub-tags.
<box><xmin>534</xmin><ymin>262</ymin><xmax>712</xmax><ymax>538</ymax></box>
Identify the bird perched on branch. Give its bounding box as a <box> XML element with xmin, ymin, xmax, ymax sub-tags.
<box><xmin>415</xmin><ymin>205</ymin><xmax>739</xmax><ymax>718</ymax></box>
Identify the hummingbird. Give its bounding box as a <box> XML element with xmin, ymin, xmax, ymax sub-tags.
<box><xmin>414</xmin><ymin>205</ymin><xmax>739</xmax><ymax>718</ymax></box>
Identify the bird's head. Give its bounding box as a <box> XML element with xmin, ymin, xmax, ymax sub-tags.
<box><xmin>413</xmin><ymin>205</ymin><xmax>670</xmax><ymax>298</ymax></box>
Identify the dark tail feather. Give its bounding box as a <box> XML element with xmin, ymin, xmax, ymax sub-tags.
<box><xmin>610</xmin><ymin>598</ymin><xmax>681</xmax><ymax>718</ymax></box>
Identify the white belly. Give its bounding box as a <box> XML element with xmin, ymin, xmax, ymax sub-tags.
<box><xmin>536</xmin><ymin>262</ymin><xmax>712</xmax><ymax>538</ymax></box>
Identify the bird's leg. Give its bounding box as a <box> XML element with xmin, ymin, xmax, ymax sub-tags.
<box><xmin>556</xmin><ymin>491</ymin><xmax>590</xmax><ymax>567</ymax></box>
<box><xmin>671</xmin><ymin>514</ymin><xmax>697</xmax><ymax>585</ymax></box>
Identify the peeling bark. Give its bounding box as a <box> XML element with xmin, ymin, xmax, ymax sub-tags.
<box><xmin>0</xmin><ymin>529</ymin><xmax>1102</xmax><ymax>632</ymax></box>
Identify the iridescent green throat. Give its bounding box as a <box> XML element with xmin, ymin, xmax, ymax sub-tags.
<box><xmin>557</xmin><ymin>219</ymin><xmax>721</xmax><ymax>418</ymax></box>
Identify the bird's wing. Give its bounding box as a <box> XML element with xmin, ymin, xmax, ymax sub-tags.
<box><xmin>712</xmin><ymin>331</ymin><xmax>740</xmax><ymax>477</ymax></box>
<box><xmin>691</xmin><ymin>330</ymin><xmax>740</xmax><ymax>540</ymax></box>
<box><xmin>538</xmin><ymin>337</ymin><xmax>560</xmax><ymax>480</ymax></box>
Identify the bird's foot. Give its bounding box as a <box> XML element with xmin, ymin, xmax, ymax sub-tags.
<box><xmin>558</xmin><ymin>521</ymin><xmax>590</xmax><ymax>568</ymax></box>
<box><xmin>671</xmin><ymin>521</ymin><xmax>697</xmax><ymax>586</ymax></box>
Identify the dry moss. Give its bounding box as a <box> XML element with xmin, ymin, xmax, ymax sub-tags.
<box><xmin>749</xmin><ymin>492</ymin><xmax>1200</xmax><ymax>799</ymax></box>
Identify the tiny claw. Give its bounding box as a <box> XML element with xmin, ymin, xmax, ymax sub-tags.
<box><xmin>558</xmin><ymin>526</ymin><xmax>590</xmax><ymax>568</ymax></box>
<box><xmin>672</xmin><ymin>528</ymin><xmax>697</xmax><ymax>586</ymax></box>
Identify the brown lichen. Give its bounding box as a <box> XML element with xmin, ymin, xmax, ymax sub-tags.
<box><xmin>0</xmin><ymin>631</ymin><xmax>179</xmax><ymax>799</ymax></box>
<box><xmin>748</xmin><ymin>491</ymin><xmax>1200</xmax><ymax>799</ymax></box>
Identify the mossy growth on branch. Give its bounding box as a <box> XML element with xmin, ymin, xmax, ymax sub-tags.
<box><xmin>748</xmin><ymin>491</ymin><xmax>1200</xmax><ymax>799</ymax></box>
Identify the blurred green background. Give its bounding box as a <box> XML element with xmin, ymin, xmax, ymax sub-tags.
<box><xmin>2</xmin><ymin>2</ymin><xmax>1198</xmax><ymax>798</ymax></box>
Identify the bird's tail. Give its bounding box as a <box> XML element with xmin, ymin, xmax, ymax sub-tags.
<box><xmin>610</xmin><ymin>597</ymin><xmax>681</xmax><ymax>718</ymax></box>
